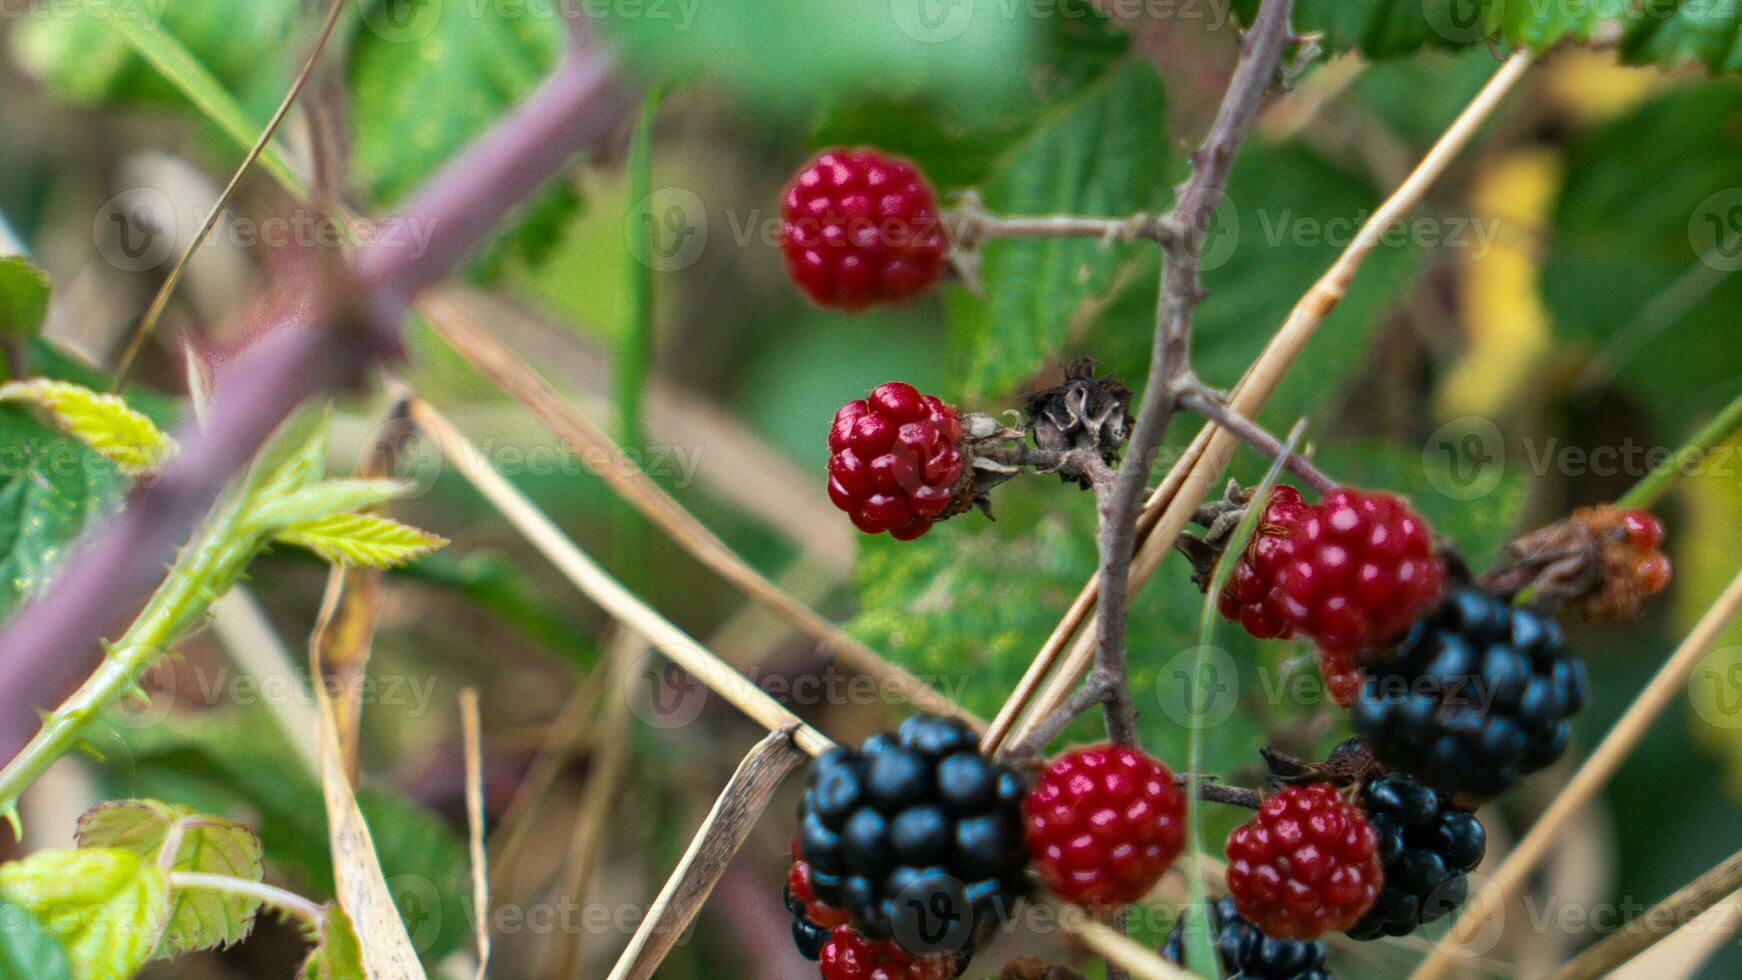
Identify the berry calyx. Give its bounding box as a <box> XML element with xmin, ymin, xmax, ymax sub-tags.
<box><xmin>1023</xmin><ymin>743</ymin><xmax>1186</xmax><ymax>909</ymax></box>
<box><xmin>1224</xmin><ymin>783</ymin><xmax>1383</xmax><ymax>939</ymax></box>
<box><xmin>1347</xmin><ymin>770</ymin><xmax>1485</xmax><ymax>940</ymax></box>
<box><xmin>828</xmin><ymin>383</ymin><xmax>966</xmax><ymax>540</ymax></box>
<box><xmin>1162</xmin><ymin>895</ymin><xmax>1333</xmax><ymax>980</ymax></box>
<box><xmin>1220</xmin><ymin>486</ymin><xmax>1445</xmax><ymax>654</ymax></box>
<box><xmin>1351</xmin><ymin>587</ymin><xmax>1585</xmax><ymax>800</ymax></box>
<box><xmin>781</xmin><ymin>148</ymin><xmax>948</xmax><ymax>311</ymax></box>
<box><xmin>797</xmin><ymin>714</ymin><xmax>1029</xmax><ymax>959</ymax></box>
<box><xmin>818</xmin><ymin>925</ymin><xmax>957</xmax><ymax>980</ymax></box>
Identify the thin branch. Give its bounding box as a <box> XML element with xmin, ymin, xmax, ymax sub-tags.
<box><xmin>1004</xmin><ymin>670</ymin><xmax>1113</xmax><ymax>760</ymax></box>
<box><xmin>402</xmin><ymin>395</ymin><xmax>836</xmax><ymax>757</ymax></box>
<box><xmin>607</xmin><ymin>728</ymin><xmax>808</xmax><ymax>980</ymax></box>
<box><xmin>950</xmin><ymin>193</ymin><xmax>1173</xmax><ymax>247</ymax></box>
<box><xmin>0</xmin><ymin>31</ymin><xmax>626</xmax><ymax>767</ymax></box>
<box><xmin>1090</xmin><ymin>0</ymin><xmax>1297</xmax><ymax>750</ymax></box>
<box><xmin>993</xmin><ymin>49</ymin><xmax>1534</xmax><ymax>755</ymax></box>
<box><xmin>110</xmin><ymin>0</ymin><xmax>350</xmax><ymax>389</ymax></box>
<box><xmin>1616</xmin><ymin>386</ymin><xmax>1742</xmax><ymax>511</ymax></box>
<box><xmin>1544</xmin><ymin>844</ymin><xmax>1742</xmax><ymax>980</ymax></box>
<box><xmin>1411</xmin><ymin>564</ymin><xmax>1742</xmax><ymax>980</ymax></box>
<box><xmin>418</xmin><ymin>292</ymin><xmax>978</xmax><ymax>727</ymax></box>
<box><xmin>1177</xmin><ymin>383</ymin><xmax>1337</xmax><ymax>493</ymax></box>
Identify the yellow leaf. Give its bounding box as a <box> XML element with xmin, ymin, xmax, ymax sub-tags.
<box><xmin>0</xmin><ymin>379</ymin><xmax>177</xmax><ymax>476</ymax></box>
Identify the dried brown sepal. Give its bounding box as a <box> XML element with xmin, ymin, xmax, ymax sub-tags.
<box><xmin>1024</xmin><ymin>358</ymin><xmax>1133</xmax><ymax>488</ymax></box>
<box><xmin>1177</xmin><ymin>479</ymin><xmax>1256</xmax><ymax>590</ymax></box>
<box><xmin>1262</xmin><ymin>738</ymin><xmax>1381</xmax><ymax>791</ymax></box>
<box><xmin>1487</xmin><ymin>504</ymin><xmax>1672</xmax><ymax>620</ymax></box>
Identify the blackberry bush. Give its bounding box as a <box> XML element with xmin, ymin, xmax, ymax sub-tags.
<box><xmin>797</xmin><ymin>714</ymin><xmax>1029</xmax><ymax>959</ymax></box>
<box><xmin>1351</xmin><ymin>587</ymin><xmax>1586</xmax><ymax>800</ymax></box>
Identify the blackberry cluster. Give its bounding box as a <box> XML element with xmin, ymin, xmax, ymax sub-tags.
<box><xmin>1352</xmin><ymin>587</ymin><xmax>1587</xmax><ymax>800</ymax></box>
<box><xmin>1023</xmin><ymin>743</ymin><xmax>1186</xmax><ymax>909</ymax></box>
<box><xmin>1162</xmin><ymin>896</ymin><xmax>1333</xmax><ymax>979</ymax></box>
<box><xmin>797</xmin><ymin>714</ymin><xmax>1029</xmax><ymax>959</ymax></box>
<box><xmin>1223</xmin><ymin>784</ymin><xmax>1382</xmax><ymax>939</ymax></box>
<box><xmin>1347</xmin><ymin>771</ymin><xmax>1486</xmax><ymax>940</ymax></box>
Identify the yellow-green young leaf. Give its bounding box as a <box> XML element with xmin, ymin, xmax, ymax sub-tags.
<box><xmin>0</xmin><ymin>848</ymin><xmax>170</xmax><ymax>980</ymax></box>
<box><xmin>297</xmin><ymin>903</ymin><xmax>365</xmax><ymax>980</ymax></box>
<box><xmin>75</xmin><ymin>800</ymin><xmax>264</xmax><ymax>958</ymax></box>
<box><xmin>275</xmin><ymin>513</ymin><xmax>448</xmax><ymax>569</ymax></box>
<box><xmin>245</xmin><ymin>479</ymin><xmax>410</xmax><ymax>533</ymax></box>
<box><xmin>0</xmin><ymin>380</ymin><xmax>177</xmax><ymax>476</ymax></box>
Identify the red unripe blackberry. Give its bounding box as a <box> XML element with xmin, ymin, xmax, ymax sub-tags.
<box><xmin>1620</xmin><ymin>509</ymin><xmax>1664</xmax><ymax>550</ymax></box>
<box><xmin>1317</xmin><ymin>647</ymin><xmax>1362</xmax><ymax>710</ymax></box>
<box><xmin>827</xmin><ymin>383</ymin><xmax>965</xmax><ymax>540</ymax></box>
<box><xmin>1220</xmin><ymin>486</ymin><xmax>1444</xmax><ymax>654</ymax></box>
<box><xmin>781</xmin><ymin>148</ymin><xmax>948</xmax><ymax>310</ymax></box>
<box><xmin>818</xmin><ymin>926</ymin><xmax>956</xmax><ymax>980</ymax></box>
<box><xmin>1023</xmin><ymin>744</ymin><xmax>1186</xmax><ymax>909</ymax></box>
<box><xmin>789</xmin><ymin>839</ymin><xmax>852</xmax><ymax>930</ymax></box>
<box><xmin>1224</xmin><ymin>783</ymin><xmax>1383</xmax><ymax>939</ymax></box>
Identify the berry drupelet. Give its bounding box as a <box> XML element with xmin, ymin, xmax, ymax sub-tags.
<box><xmin>781</xmin><ymin>148</ymin><xmax>949</xmax><ymax>310</ymax></box>
<box><xmin>1351</xmin><ymin>587</ymin><xmax>1586</xmax><ymax>801</ymax></box>
<box><xmin>818</xmin><ymin>925</ymin><xmax>958</xmax><ymax>980</ymax></box>
<box><xmin>828</xmin><ymin>383</ymin><xmax>965</xmax><ymax>540</ymax></box>
<box><xmin>1346</xmin><ymin>771</ymin><xmax>1485</xmax><ymax>940</ymax></box>
<box><xmin>1162</xmin><ymin>896</ymin><xmax>1333</xmax><ymax>979</ymax></box>
<box><xmin>1219</xmin><ymin>486</ymin><xmax>1444</xmax><ymax>657</ymax></box>
<box><xmin>1023</xmin><ymin>743</ymin><xmax>1186</xmax><ymax>909</ymax></box>
<box><xmin>1224</xmin><ymin>784</ymin><xmax>1383</xmax><ymax>939</ymax></box>
<box><xmin>797</xmin><ymin>714</ymin><xmax>1029</xmax><ymax>959</ymax></box>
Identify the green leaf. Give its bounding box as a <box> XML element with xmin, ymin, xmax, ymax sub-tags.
<box><xmin>52</xmin><ymin>0</ymin><xmax>304</xmax><ymax>194</ymax></box>
<box><xmin>13</xmin><ymin>0</ymin><xmax>304</xmax><ymax>116</ymax></box>
<box><xmin>91</xmin><ymin>709</ymin><xmax>472</xmax><ymax>964</ymax></box>
<box><xmin>1542</xmin><ymin>83</ymin><xmax>1742</xmax><ymax>430</ymax></box>
<box><xmin>946</xmin><ymin>59</ymin><xmax>1171</xmax><ymax>398</ymax></box>
<box><xmin>276</xmin><ymin>513</ymin><xmax>448</xmax><ymax>568</ymax></box>
<box><xmin>0</xmin><ymin>258</ymin><xmax>50</xmax><ymax>341</ymax></box>
<box><xmin>0</xmin><ymin>406</ymin><xmax>126</xmax><ymax>622</ymax></box>
<box><xmin>1249</xmin><ymin>0</ymin><xmax>1742</xmax><ymax>73</ymax></box>
<box><xmin>244</xmin><ymin>479</ymin><xmax>410</xmax><ymax>532</ymax></box>
<box><xmin>599</xmin><ymin>0</ymin><xmax>1035</xmax><ymax>117</ymax></box>
<box><xmin>0</xmin><ymin>897</ymin><xmax>72</xmax><ymax>980</ymax></box>
<box><xmin>298</xmin><ymin>903</ymin><xmax>365</xmax><ymax>980</ymax></box>
<box><xmin>75</xmin><ymin>800</ymin><xmax>265</xmax><ymax>959</ymax></box>
<box><xmin>0</xmin><ymin>380</ymin><xmax>178</xmax><ymax>476</ymax></box>
<box><xmin>237</xmin><ymin>408</ymin><xmax>332</xmax><ymax>505</ymax></box>
<box><xmin>0</xmin><ymin>849</ymin><xmax>170</xmax><ymax>980</ymax></box>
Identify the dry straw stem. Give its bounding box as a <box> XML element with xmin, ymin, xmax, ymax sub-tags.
<box><xmin>607</xmin><ymin>727</ymin><xmax>809</xmax><ymax>980</ymax></box>
<box><xmin>1411</xmin><ymin>564</ymin><xmax>1742</xmax><ymax>980</ymax></box>
<box><xmin>111</xmin><ymin>0</ymin><xmax>350</xmax><ymax>389</ymax></box>
<box><xmin>1544</xmin><ymin>844</ymin><xmax>1742</xmax><ymax>980</ymax></box>
<box><xmin>994</xmin><ymin>49</ymin><xmax>1536</xmax><ymax>753</ymax></box>
<box><xmin>459</xmin><ymin>688</ymin><xmax>492</xmax><ymax>980</ymax></box>
<box><xmin>1070</xmin><ymin>916</ymin><xmax>1194</xmax><ymax>980</ymax></box>
<box><xmin>403</xmin><ymin>394</ymin><xmax>835</xmax><ymax>757</ymax></box>
<box><xmin>418</xmin><ymin>294</ymin><xmax>977</xmax><ymax>728</ymax></box>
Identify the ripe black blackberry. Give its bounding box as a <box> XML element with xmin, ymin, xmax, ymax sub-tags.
<box><xmin>1351</xmin><ymin>587</ymin><xmax>1586</xmax><ymax>800</ymax></box>
<box><xmin>797</xmin><ymin>714</ymin><xmax>1029</xmax><ymax>959</ymax></box>
<box><xmin>1162</xmin><ymin>896</ymin><xmax>1333</xmax><ymax>979</ymax></box>
<box><xmin>1347</xmin><ymin>770</ymin><xmax>1486</xmax><ymax>940</ymax></box>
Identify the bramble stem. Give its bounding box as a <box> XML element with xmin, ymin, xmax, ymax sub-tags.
<box><xmin>950</xmin><ymin>196</ymin><xmax>1173</xmax><ymax>247</ymax></box>
<box><xmin>1177</xmin><ymin>383</ymin><xmax>1338</xmax><ymax>494</ymax></box>
<box><xmin>0</xmin><ymin>485</ymin><xmax>261</xmax><ymax>826</ymax></box>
